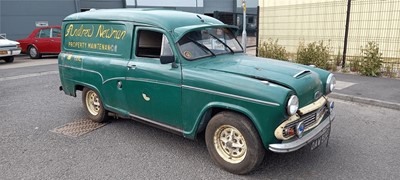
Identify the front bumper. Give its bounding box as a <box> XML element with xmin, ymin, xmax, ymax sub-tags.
<box><xmin>269</xmin><ymin>103</ymin><xmax>335</xmax><ymax>153</ymax></box>
<box><xmin>0</xmin><ymin>47</ymin><xmax>21</xmax><ymax>57</ymax></box>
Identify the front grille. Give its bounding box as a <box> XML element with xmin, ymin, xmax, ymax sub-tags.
<box><xmin>283</xmin><ymin>105</ymin><xmax>329</xmax><ymax>138</ymax></box>
<box><xmin>0</xmin><ymin>45</ymin><xmax>17</xmax><ymax>48</ymax></box>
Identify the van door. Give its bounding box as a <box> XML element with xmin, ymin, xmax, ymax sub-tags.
<box><xmin>124</xmin><ymin>28</ymin><xmax>182</xmax><ymax>129</ymax></box>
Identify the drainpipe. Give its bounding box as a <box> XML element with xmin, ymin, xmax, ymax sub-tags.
<box><xmin>74</xmin><ymin>0</ymin><xmax>79</xmax><ymax>12</ymax></box>
<box><xmin>0</xmin><ymin>0</ymin><xmax>2</xmax><ymax>33</ymax></box>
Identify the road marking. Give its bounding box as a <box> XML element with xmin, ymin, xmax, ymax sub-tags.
<box><xmin>335</xmin><ymin>80</ymin><xmax>356</xmax><ymax>90</ymax></box>
<box><xmin>0</xmin><ymin>71</ymin><xmax>58</xmax><ymax>82</ymax></box>
<box><xmin>0</xmin><ymin>59</ymin><xmax>57</xmax><ymax>70</ymax></box>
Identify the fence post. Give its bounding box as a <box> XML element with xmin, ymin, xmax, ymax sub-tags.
<box><xmin>256</xmin><ymin>6</ymin><xmax>260</xmax><ymax>57</ymax></box>
<box><xmin>342</xmin><ymin>0</ymin><xmax>352</xmax><ymax>68</ymax></box>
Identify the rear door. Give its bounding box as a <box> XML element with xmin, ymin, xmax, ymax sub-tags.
<box><xmin>34</xmin><ymin>28</ymin><xmax>52</xmax><ymax>53</ymax></box>
<box><xmin>50</xmin><ymin>27</ymin><xmax>61</xmax><ymax>53</ymax></box>
<box><xmin>124</xmin><ymin>27</ymin><xmax>182</xmax><ymax>129</ymax></box>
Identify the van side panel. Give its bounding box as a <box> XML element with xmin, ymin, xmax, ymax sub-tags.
<box><xmin>59</xmin><ymin>21</ymin><xmax>133</xmax><ymax>116</ymax></box>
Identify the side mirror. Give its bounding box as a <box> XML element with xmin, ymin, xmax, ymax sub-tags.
<box><xmin>160</xmin><ymin>55</ymin><xmax>175</xmax><ymax>64</ymax></box>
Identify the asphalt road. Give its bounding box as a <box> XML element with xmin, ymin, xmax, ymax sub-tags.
<box><xmin>1</xmin><ymin>56</ymin><xmax>399</xmax><ymax>179</ymax></box>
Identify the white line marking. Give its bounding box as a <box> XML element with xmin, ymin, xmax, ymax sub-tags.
<box><xmin>0</xmin><ymin>71</ymin><xmax>59</xmax><ymax>82</ymax></box>
<box><xmin>335</xmin><ymin>80</ymin><xmax>357</xmax><ymax>90</ymax></box>
<box><xmin>0</xmin><ymin>60</ymin><xmax>57</xmax><ymax>70</ymax></box>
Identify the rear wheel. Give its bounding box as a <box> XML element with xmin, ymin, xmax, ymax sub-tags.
<box><xmin>205</xmin><ymin>111</ymin><xmax>265</xmax><ymax>175</ymax></box>
<box><xmin>4</xmin><ymin>56</ymin><xmax>14</xmax><ymax>63</ymax></box>
<box><xmin>28</xmin><ymin>46</ymin><xmax>41</xmax><ymax>59</ymax></box>
<box><xmin>82</xmin><ymin>87</ymin><xmax>108</xmax><ymax>122</ymax></box>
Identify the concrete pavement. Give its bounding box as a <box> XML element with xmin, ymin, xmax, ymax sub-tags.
<box><xmin>331</xmin><ymin>73</ymin><xmax>400</xmax><ymax>110</ymax></box>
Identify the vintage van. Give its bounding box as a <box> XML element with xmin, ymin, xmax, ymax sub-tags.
<box><xmin>59</xmin><ymin>9</ymin><xmax>336</xmax><ymax>174</ymax></box>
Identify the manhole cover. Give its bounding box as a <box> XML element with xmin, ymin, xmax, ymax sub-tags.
<box><xmin>51</xmin><ymin>119</ymin><xmax>108</xmax><ymax>137</ymax></box>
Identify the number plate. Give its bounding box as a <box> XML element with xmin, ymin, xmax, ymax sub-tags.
<box><xmin>0</xmin><ymin>50</ymin><xmax>8</xmax><ymax>55</ymax></box>
<box><xmin>310</xmin><ymin>125</ymin><xmax>330</xmax><ymax>151</ymax></box>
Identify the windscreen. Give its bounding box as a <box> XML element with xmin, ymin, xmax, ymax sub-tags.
<box><xmin>177</xmin><ymin>27</ymin><xmax>243</xmax><ymax>60</ymax></box>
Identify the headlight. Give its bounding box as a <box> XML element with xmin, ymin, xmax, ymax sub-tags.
<box><xmin>326</xmin><ymin>73</ymin><xmax>336</xmax><ymax>94</ymax></box>
<box><xmin>287</xmin><ymin>95</ymin><xmax>299</xmax><ymax>115</ymax></box>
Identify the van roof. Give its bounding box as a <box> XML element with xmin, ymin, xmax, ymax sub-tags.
<box><xmin>63</xmin><ymin>8</ymin><xmax>225</xmax><ymax>32</ymax></box>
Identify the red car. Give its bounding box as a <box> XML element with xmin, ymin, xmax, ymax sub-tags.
<box><xmin>17</xmin><ymin>26</ymin><xmax>61</xmax><ymax>59</ymax></box>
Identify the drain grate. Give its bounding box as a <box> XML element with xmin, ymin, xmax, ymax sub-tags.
<box><xmin>51</xmin><ymin>119</ymin><xmax>108</xmax><ymax>137</ymax></box>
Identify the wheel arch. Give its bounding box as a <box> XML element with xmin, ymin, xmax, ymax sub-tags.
<box><xmin>27</xmin><ymin>44</ymin><xmax>38</xmax><ymax>52</ymax></box>
<box><xmin>192</xmin><ymin>102</ymin><xmax>263</xmax><ymax>142</ymax></box>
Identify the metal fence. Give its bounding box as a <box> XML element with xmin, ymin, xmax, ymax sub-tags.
<box><xmin>258</xmin><ymin>0</ymin><xmax>400</xmax><ymax>76</ymax></box>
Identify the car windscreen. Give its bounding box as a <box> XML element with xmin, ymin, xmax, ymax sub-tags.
<box><xmin>177</xmin><ymin>27</ymin><xmax>243</xmax><ymax>60</ymax></box>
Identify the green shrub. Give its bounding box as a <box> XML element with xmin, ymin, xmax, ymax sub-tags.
<box><xmin>359</xmin><ymin>41</ymin><xmax>383</xmax><ymax>77</ymax></box>
<box><xmin>382</xmin><ymin>62</ymin><xmax>397</xmax><ymax>78</ymax></box>
<box><xmin>258</xmin><ymin>39</ymin><xmax>288</xmax><ymax>61</ymax></box>
<box><xmin>349</xmin><ymin>57</ymin><xmax>361</xmax><ymax>72</ymax></box>
<box><xmin>296</xmin><ymin>41</ymin><xmax>331</xmax><ymax>70</ymax></box>
<box><xmin>335</xmin><ymin>48</ymin><xmax>342</xmax><ymax>66</ymax></box>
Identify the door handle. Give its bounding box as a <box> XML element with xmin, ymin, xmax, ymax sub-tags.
<box><xmin>127</xmin><ymin>64</ymin><xmax>136</xmax><ymax>69</ymax></box>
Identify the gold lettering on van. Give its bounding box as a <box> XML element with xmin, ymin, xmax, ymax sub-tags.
<box><xmin>65</xmin><ymin>24</ymin><xmax>94</xmax><ymax>38</ymax></box>
<box><xmin>96</xmin><ymin>25</ymin><xmax>126</xmax><ymax>40</ymax></box>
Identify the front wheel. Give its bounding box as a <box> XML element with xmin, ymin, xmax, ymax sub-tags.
<box><xmin>82</xmin><ymin>87</ymin><xmax>108</xmax><ymax>122</ymax></box>
<box><xmin>4</xmin><ymin>56</ymin><xmax>14</xmax><ymax>63</ymax></box>
<box><xmin>205</xmin><ymin>111</ymin><xmax>265</xmax><ymax>175</ymax></box>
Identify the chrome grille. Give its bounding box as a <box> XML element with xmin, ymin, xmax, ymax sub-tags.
<box><xmin>283</xmin><ymin>105</ymin><xmax>328</xmax><ymax>138</ymax></box>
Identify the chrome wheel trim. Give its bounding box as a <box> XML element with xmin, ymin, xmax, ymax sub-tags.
<box><xmin>85</xmin><ymin>90</ymin><xmax>100</xmax><ymax>116</ymax></box>
<box><xmin>214</xmin><ymin>125</ymin><xmax>247</xmax><ymax>164</ymax></box>
<box><xmin>29</xmin><ymin>47</ymin><xmax>37</xmax><ymax>57</ymax></box>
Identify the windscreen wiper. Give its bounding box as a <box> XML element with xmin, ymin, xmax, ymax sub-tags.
<box><xmin>187</xmin><ymin>36</ymin><xmax>216</xmax><ymax>57</ymax></box>
<box><xmin>209</xmin><ymin>34</ymin><xmax>234</xmax><ymax>54</ymax></box>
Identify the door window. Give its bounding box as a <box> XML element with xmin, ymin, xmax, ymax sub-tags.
<box><xmin>136</xmin><ymin>30</ymin><xmax>173</xmax><ymax>58</ymax></box>
<box><xmin>51</xmin><ymin>28</ymin><xmax>61</xmax><ymax>38</ymax></box>
<box><xmin>36</xmin><ymin>28</ymin><xmax>51</xmax><ymax>38</ymax></box>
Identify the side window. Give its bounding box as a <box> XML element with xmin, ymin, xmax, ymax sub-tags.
<box><xmin>161</xmin><ymin>35</ymin><xmax>173</xmax><ymax>56</ymax></box>
<box><xmin>136</xmin><ymin>30</ymin><xmax>162</xmax><ymax>58</ymax></box>
<box><xmin>51</xmin><ymin>28</ymin><xmax>61</xmax><ymax>38</ymax></box>
<box><xmin>37</xmin><ymin>28</ymin><xmax>51</xmax><ymax>38</ymax></box>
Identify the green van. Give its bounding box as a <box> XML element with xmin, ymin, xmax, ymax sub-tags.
<box><xmin>59</xmin><ymin>9</ymin><xmax>336</xmax><ymax>174</ymax></box>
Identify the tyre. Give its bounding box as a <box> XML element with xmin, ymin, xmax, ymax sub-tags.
<box><xmin>205</xmin><ymin>111</ymin><xmax>265</xmax><ymax>175</ymax></box>
<box><xmin>4</xmin><ymin>56</ymin><xmax>14</xmax><ymax>63</ymax></box>
<box><xmin>28</xmin><ymin>46</ymin><xmax>41</xmax><ymax>59</ymax></box>
<box><xmin>82</xmin><ymin>87</ymin><xmax>108</xmax><ymax>122</ymax></box>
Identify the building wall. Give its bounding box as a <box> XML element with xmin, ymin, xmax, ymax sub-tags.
<box><xmin>0</xmin><ymin>0</ymin><xmax>77</xmax><ymax>40</ymax></box>
<box><xmin>204</xmin><ymin>0</ymin><xmax>234</xmax><ymax>14</ymax></box>
<box><xmin>80</xmin><ymin>0</ymin><xmax>124</xmax><ymax>10</ymax></box>
<box><xmin>0</xmin><ymin>0</ymin><xmax>258</xmax><ymax>40</ymax></box>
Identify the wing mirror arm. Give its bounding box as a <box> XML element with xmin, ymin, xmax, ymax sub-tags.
<box><xmin>160</xmin><ymin>55</ymin><xmax>178</xmax><ymax>68</ymax></box>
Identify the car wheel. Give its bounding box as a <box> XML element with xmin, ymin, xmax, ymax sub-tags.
<box><xmin>4</xmin><ymin>56</ymin><xmax>14</xmax><ymax>63</ymax></box>
<box><xmin>82</xmin><ymin>87</ymin><xmax>108</xmax><ymax>122</ymax></box>
<box><xmin>205</xmin><ymin>111</ymin><xmax>265</xmax><ymax>175</ymax></box>
<box><xmin>28</xmin><ymin>46</ymin><xmax>42</xmax><ymax>59</ymax></box>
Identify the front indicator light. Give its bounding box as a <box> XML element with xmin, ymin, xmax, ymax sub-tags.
<box><xmin>296</xmin><ymin>121</ymin><xmax>305</xmax><ymax>138</ymax></box>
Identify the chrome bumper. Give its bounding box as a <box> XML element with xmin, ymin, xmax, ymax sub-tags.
<box><xmin>269</xmin><ymin>109</ymin><xmax>335</xmax><ymax>153</ymax></box>
<box><xmin>0</xmin><ymin>47</ymin><xmax>21</xmax><ymax>57</ymax></box>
